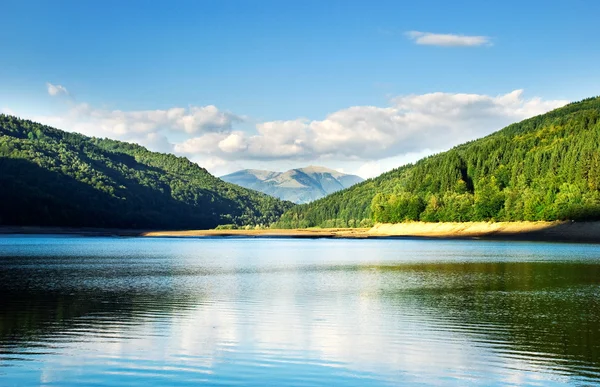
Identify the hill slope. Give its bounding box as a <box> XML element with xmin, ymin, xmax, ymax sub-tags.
<box><xmin>276</xmin><ymin>97</ymin><xmax>600</xmax><ymax>228</ymax></box>
<box><xmin>0</xmin><ymin>115</ymin><xmax>294</xmax><ymax>229</ymax></box>
<box><xmin>221</xmin><ymin>166</ymin><xmax>364</xmax><ymax>204</ymax></box>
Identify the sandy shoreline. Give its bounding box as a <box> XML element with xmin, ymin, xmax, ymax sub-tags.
<box><xmin>0</xmin><ymin>221</ymin><xmax>598</xmax><ymax>243</ymax></box>
<box><xmin>143</xmin><ymin>221</ymin><xmax>600</xmax><ymax>243</ymax></box>
<box><xmin>369</xmin><ymin>221</ymin><xmax>600</xmax><ymax>243</ymax></box>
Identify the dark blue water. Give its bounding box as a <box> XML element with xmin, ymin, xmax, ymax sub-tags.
<box><xmin>1</xmin><ymin>236</ymin><xmax>600</xmax><ymax>386</ymax></box>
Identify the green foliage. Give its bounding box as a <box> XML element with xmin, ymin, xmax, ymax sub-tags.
<box><xmin>214</xmin><ymin>224</ymin><xmax>238</xmax><ymax>230</ymax></box>
<box><xmin>275</xmin><ymin>96</ymin><xmax>600</xmax><ymax>227</ymax></box>
<box><xmin>0</xmin><ymin>115</ymin><xmax>294</xmax><ymax>229</ymax></box>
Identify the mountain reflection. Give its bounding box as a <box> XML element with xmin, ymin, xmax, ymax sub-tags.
<box><xmin>0</xmin><ymin>237</ymin><xmax>599</xmax><ymax>386</ymax></box>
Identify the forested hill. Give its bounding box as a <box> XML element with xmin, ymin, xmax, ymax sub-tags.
<box><xmin>275</xmin><ymin>96</ymin><xmax>600</xmax><ymax>228</ymax></box>
<box><xmin>0</xmin><ymin>115</ymin><xmax>294</xmax><ymax>229</ymax></box>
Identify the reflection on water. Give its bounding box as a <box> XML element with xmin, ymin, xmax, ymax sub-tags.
<box><xmin>0</xmin><ymin>236</ymin><xmax>599</xmax><ymax>386</ymax></box>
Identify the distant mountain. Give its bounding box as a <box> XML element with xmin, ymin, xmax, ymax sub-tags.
<box><xmin>0</xmin><ymin>115</ymin><xmax>294</xmax><ymax>229</ymax></box>
<box><xmin>221</xmin><ymin>166</ymin><xmax>364</xmax><ymax>204</ymax></box>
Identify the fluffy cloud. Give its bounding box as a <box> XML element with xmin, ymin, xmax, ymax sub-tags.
<box><xmin>46</xmin><ymin>82</ymin><xmax>69</xmax><ymax>96</ymax></box>
<box><xmin>176</xmin><ymin>90</ymin><xmax>568</xmax><ymax>163</ymax></box>
<box><xmin>218</xmin><ymin>132</ymin><xmax>248</xmax><ymax>153</ymax></box>
<box><xmin>356</xmin><ymin>161</ymin><xmax>382</xmax><ymax>180</ymax></box>
<box><xmin>176</xmin><ymin>106</ymin><xmax>240</xmax><ymax>134</ymax></box>
<box><xmin>74</xmin><ymin>104</ymin><xmax>239</xmax><ymax>135</ymax></box>
<box><xmin>353</xmin><ymin>149</ymin><xmax>440</xmax><ymax>179</ymax></box>
<box><xmin>30</xmin><ymin>102</ymin><xmax>240</xmax><ymax>151</ymax></box>
<box><xmin>13</xmin><ymin>85</ymin><xmax>569</xmax><ymax>176</ymax></box>
<box><xmin>405</xmin><ymin>31</ymin><xmax>492</xmax><ymax>47</ymax></box>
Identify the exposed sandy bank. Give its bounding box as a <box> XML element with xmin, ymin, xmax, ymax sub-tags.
<box><xmin>141</xmin><ymin>221</ymin><xmax>600</xmax><ymax>243</ymax></box>
<box><xmin>2</xmin><ymin>222</ymin><xmax>599</xmax><ymax>243</ymax></box>
<box><xmin>369</xmin><ymin>221</ymin><xmax>600</xmax><ymax>243</ymax></box>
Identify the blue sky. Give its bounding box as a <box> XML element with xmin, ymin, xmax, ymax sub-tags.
<box><xmin>1</xmin><ymin>0</ymin><xmax>599</xmax><ymax>177</ymax></box>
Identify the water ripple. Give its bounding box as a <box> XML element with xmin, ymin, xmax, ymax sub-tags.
<box><xmin>1</xmin><ymin>236</ymin><xmax>600</xmax><ymax>385</ymax></box>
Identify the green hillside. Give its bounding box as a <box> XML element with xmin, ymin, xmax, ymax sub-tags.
<box><xmin>0</xmin><ymin>115</ymin><xmax>294</xmax><ymax>229</ymax></box>
<box><xmin>275</xmin><ymin>96</ymin><xmax>600</xmax><ymax>228</ymax></box>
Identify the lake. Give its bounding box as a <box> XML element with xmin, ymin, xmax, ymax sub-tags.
<box><xmin>0</xmin><ymin>236</ymin><xmax>599</xmax><ymax>386</ymax></box>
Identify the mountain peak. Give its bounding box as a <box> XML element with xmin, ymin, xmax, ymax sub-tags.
<box><xmin>221</xmin><ymin>166</ymin><xmax>364</xmax><ymax>204</ymax></box>
<box><xmin>296</xmin><ymin>165</ymin><xmax>339</xmax><ymax>174</ymax></box>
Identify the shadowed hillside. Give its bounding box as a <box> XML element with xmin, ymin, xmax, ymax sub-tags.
<box><xmin>0</xmin><ymin>115</ymin><xmax>294</xmax><ymax>229</ymax></box>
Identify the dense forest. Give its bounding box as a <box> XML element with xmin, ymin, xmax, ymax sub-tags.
<box><xmin>275</xmin><ymin>96</ymin><xmax>600</xmax><ymax>228</ymax></box>
<box><xmin>0</xmin><ymin>115</ymin><xmax>294</xmax><ymax>229</ymax></box>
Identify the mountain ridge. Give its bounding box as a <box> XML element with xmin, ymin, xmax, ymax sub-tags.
<box><xmin>221</xmin><ymin>166</ymin><xmax>364</xmax><ymax>204</ymax></box>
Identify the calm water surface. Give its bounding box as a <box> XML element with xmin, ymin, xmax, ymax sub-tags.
<box><xmin>1</xmin><ymin>236</ymin><xmax>600</xmax><ymax>386</ymax></box>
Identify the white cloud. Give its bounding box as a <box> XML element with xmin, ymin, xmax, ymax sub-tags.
<box><xmin>353</xmin><ymin>149</ymin><xmax>439</xmax><ymax>179</ymax></box>
<box><xmin>356</xmin><ymin>161</ymin><xmax>381</xmax><ymax>179</ymax></box>
<box><xmin>176</xmin><ymin>105</ymin><xmax>239</xmax><ymax>134</ymax></box>
<box><xmin>405</xmin><ymin>31</ymin><xmax>492</xmax><ymax>47</ymax></box>
<box><xmin>196</xmin><ymin>156</ymin><xmax>230</xmax><ymax>172</ymax></box>
<box><xmin>10</xmin><ymin>84</ymin><xmax>569</xmax><ymax>176</ymax></box>
<box><xmin>218</xmin><ymin>132</ymin><xmax>248</xmax><ymax>153</ymax></box>
<box><xmin>76</xmin><ymin>104</ymin><xmax>238</xmax><ymax>135</ymax></box>
<box><xmin>46</xmin><ymin>82</ymin><xmax>69</xmax><ymax>96</ymax></box>
<box><xmin>173</xmin><ymin>133</ymin><xmax>225</xmax><ymax>155</ymax></box>
<box><xmin>141</xmin><ymin>132</ymin><xmax>174</xmax><ymax>154</ymax></box>
<box><xmin>28</xmin><ymin>102</ymin><xmax>240</xmax><ymax>152</ymax></box>
<box><xmin>176</xmin><ymin>90</ymin><xmax>567</xmax><ymax>163</ymax></box>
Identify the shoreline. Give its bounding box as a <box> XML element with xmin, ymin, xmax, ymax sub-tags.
<box><xmin>0</xmin><ymin>226</ymin><xmax>370</xmax><ymax>239</ymax></box>
<box><xmin>368</xmin><ymin>221</ymin><xmax>600</xmax><ymax>243</ymax></box>
<box><xmin>0</xmin><ymin>221</ymin><xmax>598</xmax><ymax>243</ymax></box>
